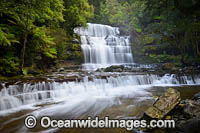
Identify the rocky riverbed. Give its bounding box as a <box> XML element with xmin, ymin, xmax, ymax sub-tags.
<box><xmin>135</xmin><ymin>88</ymin><xmax>200</xmax><ymax>133</ymax></box>
<box><xmin>0</xmin><ymin>66</ymin><xmax>200</xmax><ymax>133</ymax></box>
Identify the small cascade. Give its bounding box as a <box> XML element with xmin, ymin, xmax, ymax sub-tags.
<box><xmin>0</xmin><ymin>74</ymin><xmax>200</xmax><ymax>114</ymax></box>
<box><xmin>74</xmin><ymin>23</ymin><xmax>134</xmax><ymax>70</ymax></box>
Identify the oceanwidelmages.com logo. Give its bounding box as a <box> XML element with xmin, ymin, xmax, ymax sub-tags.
<box><xmin>24</xmin><ymin>115</ymin><xmax>175</xmax><ymax>130</ymax></box>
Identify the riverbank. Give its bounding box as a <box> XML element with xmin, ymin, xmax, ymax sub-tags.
<box><xmin>138</xmin><ymin>88</ymin><xmax>200</xmax><ymax>133</ymax></box>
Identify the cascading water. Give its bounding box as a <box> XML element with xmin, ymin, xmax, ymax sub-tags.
<box><xmin>1</xmin><ymin>24</ymin><xmax>200</xmax><ymax>133</ymax></box>
<box><xmin>74</xmin><ymin>23</ymin><xmax>134</xmax><ymax>70</ymax></box>
<box><xmin>0</xmin><ymin>74</ymin><xmax>200</xmax><ymax>115</ymax></box>
<box><xmin>1</xmin><ymin>73</ymin><xmax>200</xmax><ymax>132</ymax></box>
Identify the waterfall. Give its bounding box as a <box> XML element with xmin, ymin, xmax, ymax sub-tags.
<box><xmin>74</xmin><ymin>23</ymin><xmax>134</xmax><ymax>70</ymax></box>
<box><xmin>0</xmin><ymin>74</ymin><xmax>200</xmax><ymax>115</ymax></box>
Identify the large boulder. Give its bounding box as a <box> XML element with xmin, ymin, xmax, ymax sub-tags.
<box><xmin>139</xmin><ymin>90</ymin><xmax>200</xmax><ymax>133</ymax></box>
<box><xmin>145</xmin><ymin>88</ymin><xmax>181</xmax><ymax>119</ymax></box>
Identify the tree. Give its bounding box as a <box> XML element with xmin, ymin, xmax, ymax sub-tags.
<box><xmin>63</xmin><ymin>0</ymin><xmax>93</xmax><ymax>33</ymax></box>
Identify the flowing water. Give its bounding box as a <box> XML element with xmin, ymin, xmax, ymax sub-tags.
<box><xmin>0</xmin><ymin>73</ymin><xmax>200</xmax><ymax>133</ymax></box>
<box><xmin>0</xmin><ymin>23</ymin><xmax>200</xmax><ymax>133</ymax></box>
<box><xmin>74</xmin><ymin>23</ymin><xmax>134</xmax><ymax>70</ymax></box>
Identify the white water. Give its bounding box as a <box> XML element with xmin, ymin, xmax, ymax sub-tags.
<box><xmin>0</xmin><ymin>74</ymin><xmax>200</xmax><ymax>116</ymax></box>
<box><xmin>74</xmin><ymin>23</ymin><xmax>134</xmax><ymax>70</ymax></box>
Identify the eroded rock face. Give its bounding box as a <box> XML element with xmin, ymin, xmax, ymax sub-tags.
<box><xmin>145</xmin><ymin>88</ymin><xmax>181</xmax><ymax>119</ymax></box>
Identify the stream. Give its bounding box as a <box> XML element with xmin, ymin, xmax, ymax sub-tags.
<box><xmin>0</xmin><ymin>23</ymin><xmax>200</xmax><ymax>133</ymax></box>
<box><xmin>0</xmin><ymin>72</ymin><xmax>200</xmax><ymax>133</ymax></box>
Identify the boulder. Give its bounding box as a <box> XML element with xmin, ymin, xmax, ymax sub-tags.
<box><xmin>145</xmin><ymin>88</ymin><xmax>181</xmax><ymax>119</ymax></box>
<box><xmin>164</xmin><ymin>99</ymin><xmax>200</xmax><ymax>133</ymax></box>
<box><xmin>193</xmin><ymin>92</ymin><xmax>200</xmax><ymax>100</ymax></box>
<box><xmin>140</xmin><ymin>89</ymin><xmax>200</xmax><ymax>133</ymax></box>
<box><xmin>104</xmin><ymin>65</ymin><xmax>124</xmax><ymax>72</ymax></box>
<box><xmin>114</xmin><ymin>68</ymin><xmax>123</xmax><ymax>72</ymax></box>
<box><xmin>180</xmin><ymin>99</ymin><xmax>200</xmax><ymax>117</ymax></box>
<box><xmin>162</xmin><ymin>63</ymin><xmax>174</xmax><ymax>70</ymax></box>
<box><xmin>96</xmin><ymin>68</ymin><xmax>105</xmax><ymax>72</ymax></box>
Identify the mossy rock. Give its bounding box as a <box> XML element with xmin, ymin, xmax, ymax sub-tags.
<box><xmin>104</xmin><ymin>65</ymin><xmax>125</xmax><ymax>72</ymax></box>
<box><xmin>145</xmin><ymin>88</ymin><xmax>181</xmax><ymax>119</ymax></box>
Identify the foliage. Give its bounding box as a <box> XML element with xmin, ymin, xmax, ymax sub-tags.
<box><xmin>0</xmin><ymin>27</ymin><xmax>19</xmax><ymax>46</ymax></box>
<box><xmin>89</xmin><ymin>0</ymin><xmax>200</xmax><ymax>66</ymax></box>
<box><xmin>0</xmin><ymin>0</ymin><xmax>93</xmax><ymax>76</ymax></box>
<box><xmin>63</xmin><ymin>0</ymin><xmax>94</xmax><ymax>33</ymax></box>
<box><xmin>32</xmin><ymin>27</ymin><xmax>56</xmax><ymax>59</ymax></box>
<box><xmin>0</xmin><ymin>54</ymin><xmax>20</xmax><ymax>76</ymax></box>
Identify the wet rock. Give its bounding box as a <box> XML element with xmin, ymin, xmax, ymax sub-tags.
<box><xmin>58</xmin><ymin>68</ymin><xmax>65</xmax><ymax>72</ymax></box>
<box><xmin>130</xmin><ymin>67</ymin><xmax>141</xmax><ymax>72</ymax></box>
<box><xmin>193</xmin><ymin>92</ymin><xmax>200</xmax><ymax>100</ymax></box>
<box><xmin>180</xmin><ymin>99</ymin><xmax>200</xmax><ymax>117</ymax></box>
<box><xmin>114</xmin><ymin>68</ymin><xmax>123</xmax><ymax>72</ymax></box>
<box><xmin>160</xmin><ymin>98</ymin><xmax>200</xmax><ymax>133</ymax></box>
<box><xmin>0</xmin><ymin>83</ymin><xmax>4</xmax><ymax>91</ymax></box>
<box><xmin>139</xmin><ymin>89</ymin><xmax>200</xmax><ymax>132</ymax></box>
<box><xmin>72</xmin><ymin>38</ymin><xmax>80</xmax><ymax>43</ymax></box>
<box><xmin>64</xmin><ymin>65</ymin><xmax>81</xmax><ymax>70</ymax></box>
<box><xmin>96</xmin><ymin>68</ymin><xmax>105</xmax><ymax>72</ymax></box>
<box><xmin>27</xmin><ymin>70</ymin><xmax>40</xmax><ymax>75</ymax></box>
<box><xmin>54</xmin><ymin>76</ymin><xmax>82</xmax><ymax>82</ymax></box>
<box><xmin>104</xmin><ymin>65</ymin><xmax>125</xmax><ymax>72</ymax></box>
<box><xmin>145</xmin><ymin>88</ymin><xmax>181</xmax><ymax>119</ymax></box>
<box><xmin>162</xmin><ymin>63</ymin><xmax>174</xmax><ymax>70</ymax></box>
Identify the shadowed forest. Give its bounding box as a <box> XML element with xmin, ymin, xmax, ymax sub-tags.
<box><xmin>0</xmin><ymin>0</ymin><xmax>200</xmax><ymax>76</ymax></box>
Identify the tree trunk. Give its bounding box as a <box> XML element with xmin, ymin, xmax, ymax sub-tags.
<box><xmin>21</xmin><ymin>0</ymin><xmax>29</xmax><ymax>71</ymax></box>
<box><xmin>21</xmin><ymin>33</ymin><xmax>27</xmax><ymax>69</ymax></box>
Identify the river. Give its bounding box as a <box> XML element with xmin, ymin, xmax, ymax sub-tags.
<box><xmin>0</xmin><ymin>23</ymin><xmax>200</xmax><ymax>133</ymax></box>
